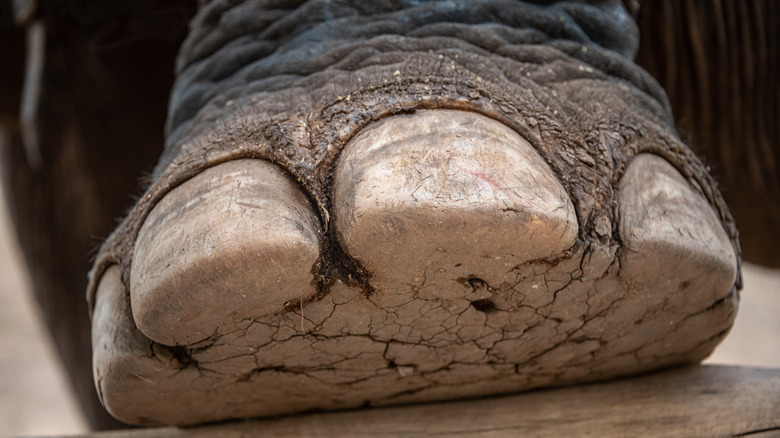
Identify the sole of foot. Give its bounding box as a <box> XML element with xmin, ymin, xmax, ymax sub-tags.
<box><xmin>93</xmin><ymin>110</ymin><xmax>738</xmax><ymax>425</ymax></box>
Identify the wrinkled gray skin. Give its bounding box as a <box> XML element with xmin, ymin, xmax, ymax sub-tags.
<box><xmin>0</xmin><ymin>0</ymin><xmax>776</xmax><ymax>429</ymax></box>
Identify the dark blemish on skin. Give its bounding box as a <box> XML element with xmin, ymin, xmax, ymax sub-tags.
<box><xmin>471</xmin><ymin>298</ymin><xmax>498</xmax><ymax>313</ymax></box>
<box><xmin>468</xmin><ymin>277</ymin><xmax>486</xmax><ymax>288</ymax></box>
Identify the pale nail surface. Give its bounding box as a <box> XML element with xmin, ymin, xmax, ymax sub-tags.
<box><xmin>618</xmin><ymin>153</ymin><xmax>737</xmax><ymax>304</ymax></box>
<box><xmin>333</xmin><ymin>109</ymin><xmax>578</xmax><ymax>292</ymax></box>
<box><xmin>131</xmin><ymin>159</ymin><xmax>321</xmax><ymax>346</ymax></box>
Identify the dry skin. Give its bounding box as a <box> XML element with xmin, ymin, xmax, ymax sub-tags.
<box><xmin>93</xmin><ymin>111</ymin><xmax>738</xmax><ymax>426</ymax></box>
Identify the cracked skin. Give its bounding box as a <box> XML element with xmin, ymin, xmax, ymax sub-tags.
<box><xmin>94</xmin><ymin>239</ymin><xmax>735</xmax><ymax>425</ymax></box>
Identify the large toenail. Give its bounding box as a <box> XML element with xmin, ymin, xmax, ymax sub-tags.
<box><xmin>618</xmin><ymin>154</ymin><xmax>737</xmax><ymax>304</ymax></box>
<box><xmin>93</xmin><ymin>266</ymin><xmax>160</xmax><ymax>424</ymax></box>
<box><xmin>130</xmin><ymin>159</ymin><xmax>321</xmax><ymax>346</ymax></box>
<box><xmin>332</xmin><ymin>109</ymin><xmax>578</xmax><ymax>290</ymax></box>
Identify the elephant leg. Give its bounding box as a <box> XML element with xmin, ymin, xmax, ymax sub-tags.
<box><xmin>90</xmin><ymin>0</ymin><xmax>740</xmax><ymax>426</ymax></box>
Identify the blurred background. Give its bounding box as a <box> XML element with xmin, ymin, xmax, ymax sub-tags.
<box><xmin>1</xmin><ymin>1</ymin><xmax>777</xmax><ymax>436</ymax></box>
<box><xmin>0</xmin><ymin>189</ymin><xmax>778</xmax><ymax>436</ymax></box>
<box><xmin>0</xmin><ymin>195</ymin><xmax>87</xmax><ymax>435</ymax></box>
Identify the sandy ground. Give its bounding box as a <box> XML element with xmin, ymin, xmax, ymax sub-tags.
<box><xmin>0</xmin><ymin>199</ymin><xmax>88</xmax><ymax>436</ymax></box>
<box><xmin>0</xmin><ymin>195</ymin><xmax>778</xmax><ymax>436</ymax></box>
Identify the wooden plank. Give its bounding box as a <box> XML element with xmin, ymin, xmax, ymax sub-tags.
<box><xmin>82</xmin><ymin>365</ymin><xmax>779</xmax><ymax>438</ymax></box>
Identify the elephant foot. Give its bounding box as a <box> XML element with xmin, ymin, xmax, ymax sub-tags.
<box><xmin>93</xmin><ymin>110</ymin><xmax>738</xmax><ymax>426</ymax></box>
